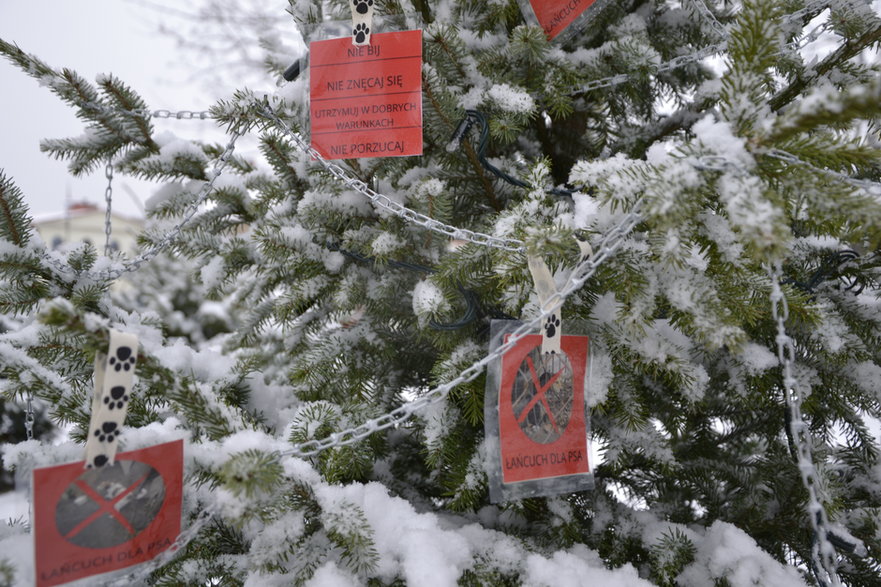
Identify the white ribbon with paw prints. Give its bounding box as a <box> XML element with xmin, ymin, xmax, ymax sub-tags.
<box><xmin>527</xmin><ymin>255</ymin><xmax>562</xmax><ymax>355</ymax></box>
<box><xmin>527</xmin><ymin>239</ymin><xmax>592</xmax><ymax>355</ymax></box>
<box><xmin>84</xmin><ymin>330</ymin><xmax>138</xmax><ymax>469</ymax></box>
<box><xmin>350</xmin><ymin>0</ymin><xmax>375</xmax><ymax>45</ymax></box>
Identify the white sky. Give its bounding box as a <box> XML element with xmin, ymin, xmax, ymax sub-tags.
<box><xmin>0</xmin><ymin>0</ymin><xmax>223</xmax><ymax>220</ymax></box>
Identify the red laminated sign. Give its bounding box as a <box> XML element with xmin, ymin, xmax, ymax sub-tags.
<box><xmin>498</xmin><ymin>333</ymin><xmax>590</xmax><ymax>486</ymax></box>
<box><xmin>310</xmin><ymin>30</ymin><xmax>423</xmax><ymax>160</ymax></box>
<box><xmin>33</xmin><ymin>440</ymin><xmax>184</xmax><ymax>587</ymax></box>
<box><xmin>528</xmin><ymin>0</ymin><xmax>599</xmax><ymax>40</ymax></box>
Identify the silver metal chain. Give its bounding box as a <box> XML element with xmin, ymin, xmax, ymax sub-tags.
<box><xmin>786</xmin><ymin>0</ymin><xmax>833</xmax><ymax>26</ymax></box>
<box><xmin>101</xmin><ymin>201</ymin><xmax>630</xmax><ymax>569</ymax></box>
<box><xmin>104</xmin><ymin>159</ymin><xmax>114</xmax><ymax>257</ymax></box>
<box><xmin>39</xmin><ymin>126</ymin><xmax>245</xmax><ymax>282</ymax></box>
<box><xmin>575</xmin><ymin>0</ymin><xmax>832</xmax><ymax>95</ymax></box>
<box><xmin>688</xmin><ymin>0</ymin><xmax>728</xmax><ymax>39</ymax></box>
<box><xmin>766</xmin><ymin>149</ymin><xmax>881</xmax><ymax>195</ymax></box>
<box><xmin>79</xmin><ymin>101</ymin><xmax>212</xmax><ymax>121</ymax></box>
<box><xmin>795</xmin><ymin>18</ymin><xmax>833</xmax><ymax>50</ymax></box>
<box><xmin>149</xmin><ymin>109</ymin><xmax>212</xmax><ymax>120</ymax></box>
<box><xmin>280</xmin><ymin>201</ymin><xmax>643</xmax><ymax>458</ymax></box>
<box><xmin>97</xmin><ymin>196</ymin><xmax>644</xmax><ymax>585</ymax></box>
<box><xmin>258</xmin><ymin>105</ymin><xmax>527</xmax><ymax>253</ymax></box>
<box><xmin>24</xmin><ymin>392</ymin><xmax>35</xmax><ymax>441</ymax></box>
<box><xmin>769</xmin><ymin>260</ymin><xmax>841</xmax><ymax>587</ymax></box>
<box><xmin>576</xmin><ymin>43</ymin><xmax>725</xmax><ymax>94</ymax></box>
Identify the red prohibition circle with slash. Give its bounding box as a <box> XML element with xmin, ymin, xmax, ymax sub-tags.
<box><xmin>55</xmin><ymin>461</ymin><xmax>165</xmax><ymax>549</ymax></box>
<box><xmin>499</xmin><ymin>334</ymin><xmax>590</xmax><ymax>484</ymax></box>
<box><xmin>33</xmin><ymin>440</ymin><xmax>183</xmax><ymax>587</ymax></box>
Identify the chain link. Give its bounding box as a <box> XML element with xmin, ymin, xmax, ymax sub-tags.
<box><xmin>575</xmin><ymin>0</ymin><xmax>833</xmax><ymax>95</ymax></box>
<box><xmin>77</xmin><ymin>100</ymin><xmax>213</xmax><ymax>122</ymax></box>
<box><xmin>795</xmin><ymin>18</ymin><xmax>833</xmax><ymax>50</ymax></box>
<box><xmin>149</xmin><ymin>109</ymin><xmax>212</xmax><ymax>120</ymax></box>
<box><xmin>688</xmin><ymin>0</ymin><xmax>728</xmax><ymax>39</ymax></box>
<box><xmin>258</xmin><ymin>105</ymin><xmax>526</xmax><ymax>253</ymax></box>
<box><xmin>103</xmin><ymin>160</ymin><xmax>114</xmax><ymax>257</ymax></box>
<box><xmin>694</xmin><ymin>150</ymin><xmax>881</xmax><ymax>198</ymax></box>
<box><xmin>768</xmin><ymin>260</ymin><xmax>841</xmax><ymax>587</ymax></box>
<box><xmin>575</xmin><ymin>44</ymin><xmax>725</xmax><ymax>94</ymax></box>
<box><xmin>24</xmin><ymin>392</ymin><xmax>35</xmax><ymax>441</ymax></box>
<box><xmin>766</xmin><ymin>149</ymin><xmax>881</xmax><ymax>195</ymax></box>
<box><xmin>786</xmin><ymin>0</ymin><xmax>832</xmax><ymax>26</ymax></box>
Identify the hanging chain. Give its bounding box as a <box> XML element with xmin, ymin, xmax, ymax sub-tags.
<box><xmin>78</xmin><ymin>102</ymin><xmax>213</xmax><ymax>121</ymax></box>
<box><xmin>96</xmin><ymin>196</ymin><xmax>644</xmax><ymax>583</ymax></box>
<box><xmin>120</xmin><ymin>126</ymin><xmax>245</xmax><ymax>277</ymax></box>
<box><xmin>688</xmin><ymin>0</ymin><xmax>727</xmax><ymax>39</ymax></box>
<box><xmin>258</xmin><ymin>105</ymin><xmax>526</xmax><ymax>253</ymax></box>
<box><xmin>24</xmin><ymin>392</ymin><xmax>35</xmax><ymax>441</ymax></box>
<box><xmin>575</xmin><ymin>43</ymin><xmax>725</xmax><ymax>94</ymax></box>
<box><xmin>765</xmin><ymin>149</ymin><xmax>881</xmax><ymax>195</ymax></box>
<box><xmin>279</xmin><ymin>201</ymin><xmax>643</xmax><ymax>458</ymax></box>
<box><xmin>786</xmin><ymin>0</ymin><xmax>833</xmax><ymax>26</ymax></box>
<box><xmin>795</xmin><ymin>18</ymin><xmax>833</xmax><ymax>50</ymax></box>
<box><xmin>149</xmin><ymin>109</ymin><xmax>212</xmax><ymax>120</ymax></box>
<box><xmin>768</xmin><ymin>260</ymin><xmax>841</xmax><ymax>587</ymax></box>
<box><xmin>103</xmin><ymin>159</ymin><xmax>114</xmax><ymax>257</ymax></box>
<box><xmin>39</xmin><ymin>125</ymin><xmax>245</xmax><ymax>282</ymax></box>
<box><xmin>575</xmin><ymin>0</ymin><xmax>832</xmax><ymax>95</ymax></box>
<box><xmin>694</xmin><ymin>151</ymin><xmax>881</xmax><ymax>197</ymax></box>
<box><xmin>106</xmin><ymin>200</ymin><xmax>642</xmax><ymax>576</ymax></box>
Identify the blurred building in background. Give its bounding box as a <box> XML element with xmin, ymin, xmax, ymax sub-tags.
<box><xmin>32</xmin><ymin>201</ymin><xmax>143</xmax><ymax>254</ymax></box>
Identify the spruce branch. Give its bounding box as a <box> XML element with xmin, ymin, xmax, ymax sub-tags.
<box><xmin>0</xmin><ymin>172</ymin><xmax>32</xmax><ymax>248</ymax></box>
<box><xmin>766</xmin><ymin>76</ymin><xmax>881</xmax><ymax>145</ymax></box>
<box><xmin>769</xmin><ymin>20</ymin><xmax>881</xmax><ymax>112</ymax></box>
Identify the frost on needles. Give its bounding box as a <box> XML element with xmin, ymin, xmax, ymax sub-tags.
<box><xmin>2</xmin><ymin>0</ymin><xmax>881</xmax><ymax>585</ymax></box>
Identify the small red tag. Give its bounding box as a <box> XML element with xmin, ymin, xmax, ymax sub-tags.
<box><xmin>310</xmin><ymin>29</ymin><xmax>423</xmax><ymax>160</ymax></box>
<box><xmin>499</xmin><ymin>334</ymin><xmax>590</xmax><ymax>483</ymax></box>
<box><xmin>33</xmin><ymin>440</ymin><xmax>184</xmax><ymax>587</ymax></box>
<box><xmin>529</xmin><ymin>0</ymin><xmax>598</xmax><ymax>40</ymax></box>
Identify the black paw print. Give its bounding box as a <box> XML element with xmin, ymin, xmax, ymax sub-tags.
<box><xmin>109</xmin><ymin>345</ymin><xmax>136</xmax><ymax>372</ymax></box>
<box><xmin>353</xmin><ymin>23</ymin><xmax>370</xmax><ymax>43</ymax></box>
<box><xmin>352</xmin><ymin>0</ymin><xmax>373</xmax><ymax>15</ymax></box>
<box><xmin>89</xmin><ymin>454</ymin><xmax>109</xmax><ymax>469</ymax></box>
<box><xmin>103</xmin><ymin>385</ymin><xmax>129</xmax><ymax>410</ymax></box>
<box><xmin>544</xmin><ymin>314</ymin><xmax>560</xmax><ymax>339</ymax></box>
<box><xmin>94</xmin><ymin>421</ymin><xmax>121</xmax><ymax>443</ymax></box>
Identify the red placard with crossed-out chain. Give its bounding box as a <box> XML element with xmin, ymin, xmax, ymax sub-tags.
<box><xmin>527</xmin><ymin>0</ymin><xmax>599</xmax><ymax>40</ymax></box>
<box><xmin>33</xmin><ymin>440</ymin><xmax>183</xmax><ymax>587</ymax></box>
<box><xmin>498</xmin><ymin>333</ymin><xmax>590</xmax><ymax>486</ymax></box>
<box><xmin>310</xmin><ymin>29</ymin><xmax>423</xmax><ymax>160</ymax></box>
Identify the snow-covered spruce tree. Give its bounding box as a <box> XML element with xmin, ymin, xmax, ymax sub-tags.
<box><xmin>113</xmin><ymin>248</ymin><xmax>235</xmax><ymax>347</ymax></box>
<box><xmin>2</xmin><ymin>0</ymin><xmax>881</xmax><ymax>584</ymax></box>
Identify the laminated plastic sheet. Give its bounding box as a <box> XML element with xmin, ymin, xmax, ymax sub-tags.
<box><xmin>517</xmin><ymin>0</ymin><xmax>613</xmax><ymax>41</ymax></box>
<box><xmin>310</xmin><ymin>29</ymin><xmax>423</xmax><ymax>160</ymax></box>
<box><xmin>485</xmin><ymin>321</ymin><xmax>594</xmax><ymax>502</ymax></box>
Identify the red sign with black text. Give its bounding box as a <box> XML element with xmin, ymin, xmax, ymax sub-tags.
<box><xmin>499</xmin><ymin>334</ymin><xmax>590</xmax><ymax>483</ymax></box>
<box><xmin>310</xmin><ymin>30</ymin><xmax>423</xmax><ymax>159</ymax></box>
<box><xmin>33</xmin><ymin>440</ymin><xmax>183</xmax><ymax>587</ymax></box>
<box><xmin>529</xmin><ymin>0</ymin><xmax>598</xmax><ymax>40</ymax></box>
